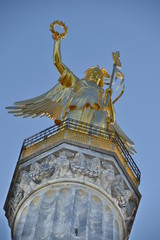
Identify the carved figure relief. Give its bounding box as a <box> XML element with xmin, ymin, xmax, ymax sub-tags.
<box><xmin>7</xmin><ymin>149</ymin><xmax>138</xmax><ymax>232</ymax></box>
<box><xmin>20</xmin><ymin>171</ymin><xmax>34</xmax><ymax>193</ymax></box>
<box><xmin>53</xmin><ymin>151</ymin><xmax>70</xmax><ymax>178</ymax></box>
<box><xmin>111</xmin><ymin>175</ymin><xmax>132</xmax><ymax>208</ymax></box>
<box><xmin>100</xmin><ymin>162</ymin><xmax>116</xmax><ymax>194</ymax></box>
<box><xmin>71</xmin><ymin>152</ymin><xmax>101</xmax><ymax>178</ymax></box>
<box><xmin>8</xmin><ymin>184</ymin><xmax>23</xmax><ymax>212</ymax></box>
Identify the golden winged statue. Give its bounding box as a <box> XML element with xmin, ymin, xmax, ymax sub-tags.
<box><xmin>6</xmin><ymin>20</ymin><xmax>136</xmax><ymax>154</ymax></box>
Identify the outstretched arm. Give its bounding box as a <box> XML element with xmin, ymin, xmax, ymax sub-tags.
<box><xmin>53</xmin><ymin>38</ymin><xmax>78</xmax><ymax>88</ymax></box>
<box><xmin>53</xmin><ymin>38</ymin><xmax>68</xmax><ymax>75</ymax></box>
<box><xmin>51</xmin><ymin>21</ymin><xmax>78</xmax><ymax>88</ymax></box>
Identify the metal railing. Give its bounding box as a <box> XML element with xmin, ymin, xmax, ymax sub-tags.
<box><xmin>22</xmin><ymin>118</ymin><xmax>141</xmax><ymax>181</ymax></box>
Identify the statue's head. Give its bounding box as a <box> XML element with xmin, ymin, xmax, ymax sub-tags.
<box><xmin>84</xmin><ymin>65</ymin><xmax>110</xmax><ymax>87</ymax></box>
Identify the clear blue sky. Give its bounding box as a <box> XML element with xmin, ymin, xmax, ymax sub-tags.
<box><xmin>0</xmin><ymin>0</ymin><xmax>160</xmax><ymax>239</ymax></box>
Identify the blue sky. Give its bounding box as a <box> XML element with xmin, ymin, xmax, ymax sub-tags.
<box><xmin>0</xmin><ymin>0</ymin><xmax>160</xmax><ymax>239</ymax></box>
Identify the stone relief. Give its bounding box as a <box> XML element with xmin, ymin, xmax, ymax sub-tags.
<box><xmin>7</xmin><ymin>183</ymin><xmax>24</xmax><ymax>227</ymax></box>
<box><xmin>100</xmin><ymin>162</ymin><xmax>115</xmax><ymax>195</ymax></box>
<box><xmin>71</xmin><ymin>152</ymin><xmax>101</xmax><ymax>178</ymax></box>
<box><xmin>7</xmin><ymin>149</ymin><xmax>137</xmax><ymax>231</ymax></box>
<box><xmin>52</xmin><ymin>151</ymin><xmax>72</xmax><ymax>178</ymax></box>
<box><xmin>111</xmin><ymin>175</ymin><xmax>132</xmax><ymax>208</ymax></box>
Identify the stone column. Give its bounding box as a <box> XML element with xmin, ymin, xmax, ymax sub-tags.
<box><xmin>4</xmin><ymin>130</ymin><xmax>141</xmax><ymax>240</ymax></box>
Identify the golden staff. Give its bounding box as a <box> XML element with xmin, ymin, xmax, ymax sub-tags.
<box><xmin>105</xmin><ymin>51</ymin><xmax>122</xmax><ymax>107</ymax></box>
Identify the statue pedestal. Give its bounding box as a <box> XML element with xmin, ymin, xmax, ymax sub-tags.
<box><xmin>4</xmin><ymin>123</ymin><xmax>141</xmax><ymax>240</ymax></box>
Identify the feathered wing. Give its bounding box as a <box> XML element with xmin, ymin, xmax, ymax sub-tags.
<box><xmin>112</xmin><ymin>121</ymin><xmax>136</xmax><ymax>155</ymax></box>
<box><xmin>6</xmin><ymin>82</ymin><xmax>75</xmax><ymax>120</ymax></box>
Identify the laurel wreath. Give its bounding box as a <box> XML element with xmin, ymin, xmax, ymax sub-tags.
<box><xmin>50</xmin><ymin>20</ymin><xmax>68</xmax><ymax>39</ymax></box>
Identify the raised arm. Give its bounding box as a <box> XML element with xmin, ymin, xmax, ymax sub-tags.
<box><xmin>53</xmin><ymin>38</ymin><xmax>68</xmax><ymax>75</ymax></box>
<box><xmin>50</xmin><ymin>20</ymin><xmax>78</xmax><ymax>88</ymax></box>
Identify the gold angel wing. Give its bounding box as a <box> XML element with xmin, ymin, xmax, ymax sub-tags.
<box><xmin>6</xmin><ymin>82</ymin><xmax>75</xmax><ymax>120</ymax></box>
<box><xmin>112</xmin><ymin>121</ymin><xmax>136</xmax><ymax>155</ymax></box>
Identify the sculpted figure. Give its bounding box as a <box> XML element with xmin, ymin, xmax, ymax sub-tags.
<box><xmin>8</xmin><ymin>183</ymin><xmax>23</xmax><ymax>211</ymax></box>
<box><xmin>43</xmin><ymin>154</ymin><xmax>57</xmax><ymax>169</ymax></box>
<box><xmin>86</xmin><ymin>157</ymin><xmax>101</xmax><ymax>177</ymax></box>
<box><xmin>71</xmin><ymin>152</ymin><xmax>101</xmax><ymax>180</ymax></box>
<box><xmin>6</xmin><ymin>20</ymin><xmax>135</xmax><ymax>154</ymax></box>
<box><xmin>111</xmin><ymin>175</ymin><xmax>132</xmax><ymax>208</ymax></box>
<box><xmin>20</xmin><ymin>171</ymin><xmax>34</xmax><ymax>193</ymax></box>
<box><xmin>54</xmin><ymin>151</ymin><xmax>70</xmax><ymax>178</ymax></box>
<box><xmin>124</xmin><ymin>198</ymin><xmax>137</xmax><ymax>222</ymax></box>
<box><xmin>100</xmin><ymin>162</ymin><xmax>115</xmax><ymax>194</ymax></box>
<box><xmin>39</xmin><ymin>155</ymin><xmax>56</xmax><ymax>181</ymax></box>
<box><xmin>29</xmin><ymin>162</ymin><xmax>43</xmax><ymax>183</ymax></box>
<box><xmin>71</xmin><ymin>152</ymin><xmax>86</xmax><ymax>174</ymax></box>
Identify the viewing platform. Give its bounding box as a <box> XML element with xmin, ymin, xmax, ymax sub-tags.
<box><xmin>21</xmin><ymin>118</ymin><xmax>141</xmax><ymax>186</ymax></box>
